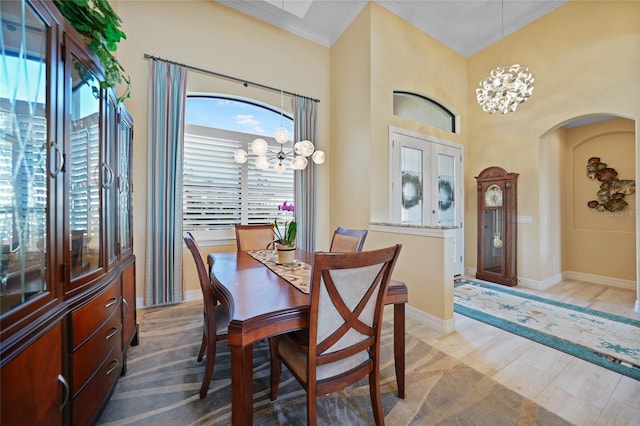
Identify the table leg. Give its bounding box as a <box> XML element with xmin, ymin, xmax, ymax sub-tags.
<box><xmin>231</xmin><ymin>344</ymin><xmax>254</xmax><ymax>425</ymax></box>
<box><xmin>393</xmin><ymin>302</ymin><xmax>405</xmax><ymax>399</ymax></box>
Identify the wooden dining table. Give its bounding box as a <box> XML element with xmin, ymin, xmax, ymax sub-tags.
<box><xmin>207</xmin><ymin>249</ymin><xmax>408</xmax><ymax>426</ymax></box>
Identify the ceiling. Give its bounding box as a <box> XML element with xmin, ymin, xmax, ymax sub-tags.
<box><xmin>216</xmin><ymin>0</ymin><xmax>567</xmax><ymax>57</ymax></box>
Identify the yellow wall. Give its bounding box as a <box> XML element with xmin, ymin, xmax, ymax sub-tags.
<box><xmin>467</xmin><ymin>0</ymin><xmax>639</xmax><ymax>283</ymax></box>
<box><xmin>563</xmin><ymin>118</ymin><xmax>636</xmax><ymax>280</ymax></box>
<box><xmin>113</xmin><ymin>0</ymin><xmax>639</xmax><ymax>306</ymax></box>
<box><xmin>329</xmin><ymin>6</ymin><xmax>372</xmax><ymax>231</ymax></box>
<box><xmin>114</xmin><ymin>0</ymin><xmax>331</xmax><ymax>299</ymax></box>
<box><xmin>366</xmin><ymin>230</ymin><xmax>454</xmax><ymax>321</ymax></box>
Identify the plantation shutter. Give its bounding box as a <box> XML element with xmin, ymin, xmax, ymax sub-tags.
<box><xmin>183</xmin><ymin>125</ymin><xmax>294</xmax><ymax>231</ymax></box>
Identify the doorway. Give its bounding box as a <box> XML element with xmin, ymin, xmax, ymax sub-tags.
<box><xmin>389</xmin><ymin>127</ymin><xmax>464</xmax><ymax>276</ymax></box>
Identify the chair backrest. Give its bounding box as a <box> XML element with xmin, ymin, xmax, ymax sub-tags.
<box><xmin>235</xmin><ymin>224</ymin><xmax>275</xmax><ymax>251</ymax></box>
<box><xmin>329</xmin><ymin>227</ymin><xmax>368</xmax><ymax>252</ymax></box>
<box><xmin>307</xmin><ymin>245</ymin><xmax>401</xmax><ymax>375</ymax></box>
<box><xmin>183</xmin><ymin>231</ymin><xmax>218</xmax><ymax>309</ymax></box>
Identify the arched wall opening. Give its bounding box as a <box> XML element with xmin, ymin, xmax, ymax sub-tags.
<box><xmin>539</xmin><ymin>114</ymin><xmax>639</xmax><ymax>312</ymax></box>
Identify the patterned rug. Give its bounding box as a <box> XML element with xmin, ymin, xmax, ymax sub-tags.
<box><xmin>454</xmin><ymin>279</ymin><xmax>640</xmax><ymax>381</ymax></box>
<box><xmin>97</xmin><ymin>301</ymin><xmax>572</xmax><ymax>425</ymax></box>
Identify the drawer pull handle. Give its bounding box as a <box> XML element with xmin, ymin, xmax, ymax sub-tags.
<box><xmin>57</xmin><ymin>374</ymin><xmax>70</xmax><ymax>412</ymax></box>
<box><xmin>105</xmin><ymin>326</ymin><xmax>118</xmax><ymax>340</ymax></box>
<box><xmin>106</xmin><ymin>359</ymin><xmax>119</xmax><ymax>376</ymax></box>
<box><xmin>122</xmin><ymin>297</ymin><xmax>129</xmax><ymax>316</ymax></box>
<box><xmin>105</xmin><ymin>297</ymin><xmax>118</xmax><ymax>308</ymax></box>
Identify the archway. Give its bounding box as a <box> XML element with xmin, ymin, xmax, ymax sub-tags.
<box><xmin>539</xmin><ymin>114</ymin><xmax>639</xmax><ymax>312</ymax></box>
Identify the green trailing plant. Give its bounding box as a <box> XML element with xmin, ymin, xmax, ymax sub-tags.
<box><xmin>54</xmin><ymin>0</ymin><xmax>131</xmax><ymax>101</ymax></box>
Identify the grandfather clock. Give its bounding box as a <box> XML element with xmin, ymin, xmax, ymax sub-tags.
<box><xmin>476</xmin><ymin>166</ymin><xmax>518</xmax><ymax>286</ymax></box>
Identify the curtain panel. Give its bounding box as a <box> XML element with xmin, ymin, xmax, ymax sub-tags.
<box><xmin>145</xmin><ymin>60</ymin><xmax>188</xmax><ymax>306</ymax></box>
<box><xmin>293</xmin><ymin>96</ymin><xmax>319</xmax><ymax>252</ymax></box>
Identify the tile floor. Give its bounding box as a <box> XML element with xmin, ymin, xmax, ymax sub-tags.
<box><xmin>401</xmin><ymin>279</ymin><xmax>640</xmax><ymax>426</ymax></box>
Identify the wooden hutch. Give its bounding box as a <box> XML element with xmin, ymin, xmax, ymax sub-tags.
<box><xmin>0</xmin><ymin>1</ymin><xmax>138</xmax><ymax>423</ymax></box>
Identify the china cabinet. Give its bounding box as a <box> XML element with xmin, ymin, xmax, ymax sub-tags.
<box><xmin>475</xmin><ymin>166</ymin><xmax>518</xmax><ymax>286</ymax></box>
<box><xmin>0</xmin><ymin>1</ymin><xmax>137</xmax><ymax>424</ymax></box>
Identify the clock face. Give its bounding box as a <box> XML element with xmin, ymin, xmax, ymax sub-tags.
<box><xmin>485</xmin><ymin>184</ymin><xmax>503</xmax><ymax>207</ymax></box>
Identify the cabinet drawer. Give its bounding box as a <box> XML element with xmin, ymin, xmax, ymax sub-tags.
<box><xmin>72</xmin><ymin>345</ymin><xmax>122</xmax><ymax>425</ymax></box>
<box><xmin>72</xmin><ymin>308</ymin><xmax>121</xmax><ymax>391</ymax></box>
<box><xmin>72</xmin><ymin>281</ymin><xmax>120</xmax><ymax>349</ymax></box>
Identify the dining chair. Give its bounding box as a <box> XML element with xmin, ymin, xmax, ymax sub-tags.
<box><xmin>269</xmin><ymin>244</ymin><xmax>402</xmax><ymax>426</ymax></box>
<box><xmin>183</xmin><ymin>232</ymin><xmax>230</xmax><ymax>398</ymax></box>
<box><xmin>329</xmin><ymin>226</ymin><xmax>368</xmax><ymax>252</ymax></box>
<box><xmin>234</xmin><ymin>223</ymin><xmax>275</xmax><ymax>251</ymax></box>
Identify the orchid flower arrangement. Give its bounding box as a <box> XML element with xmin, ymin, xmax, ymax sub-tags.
<box><xmin>271</xmin><ymin>201</ymin><xmax>297</xmax><ymax>248</ymax></box>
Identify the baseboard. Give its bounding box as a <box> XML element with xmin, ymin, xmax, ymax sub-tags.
<box><xmin>464</xmin><ymin>268</ymin><xmax>634</xmax><ymax>292</ymax></box>
<box><xmin>136</xmin><ymin>290</ymin><xmax>202</xmax><ymax>309</ymax></box>
<box><xmin>518</xmin><ymin>274</ymin><xmax>563</xmax><ymax>291</ymax></box>
<box><xmin>404</xmin><ymin>304</ymin><xmax>456</xmax><ymax>334</ymax></box>
<box><xmin>563</xmin><ymin>271</ymin><xmax>636</xmax><ymax>290</ymax></box>
<box><xmin>185</xmin><ymin>289</ymin><xmax>203</xmax><ymax>302</ymax></box>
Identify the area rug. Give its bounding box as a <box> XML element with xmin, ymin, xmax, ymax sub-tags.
<box><xmin>454</xmin><ymin>278</ymin><xmax>640</xmax><ymax>381</ymax></box>
<box><xmin>97</xmin><ymin>301</ymin><xmax>572</xmax><ymax>425</ymax></box>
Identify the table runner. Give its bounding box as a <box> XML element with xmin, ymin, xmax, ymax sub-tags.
<box><xmin>247</xmin><ymin>250</ymin><xmax>311</xmax><ymax>293</ymax></box>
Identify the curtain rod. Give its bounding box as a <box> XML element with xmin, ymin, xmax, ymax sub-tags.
<box><xmin>143</xmin><ymin>53</ymin><xmax>320</xmax><ymax>103</ymax></box>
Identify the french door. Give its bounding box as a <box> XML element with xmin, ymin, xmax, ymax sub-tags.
<box><xmin>390</xmin><ymin>128</ymin><xmax>464</xmax><ymax>276</ymax></box>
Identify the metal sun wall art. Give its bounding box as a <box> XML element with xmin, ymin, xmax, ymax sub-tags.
<box><xmin>586</xmin><ymin>157</ymin><xmax>636</xmax><ymax>213</ymax></box>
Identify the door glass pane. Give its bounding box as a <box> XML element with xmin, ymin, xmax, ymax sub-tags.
<box><xmin>400</xmin><ymin>146</ymin><xmax>423</xmax><ymax>224</ymax></box>
<box><xmin>436</xmin><ymin>153</ymin><xmax>455</xmax><ymax>226</ymax></box>
<box><xmin>69</xmin><ymin>55</ymin><xmax>101</xmax><ymax>277</ymax></box>
<box><xmin>119</xmin><ymin>118</ymin><xmax>132</xmax><ymax>253</ymax></box>
<box><xmin>105</xmin><ymin>96</ymin><xmax>117</xmax><ymax>263</ymax></box>
<box><xmin>0</xmin><ymin>0</ymin><xmax>49</xmax><ymax>313</ymax></box>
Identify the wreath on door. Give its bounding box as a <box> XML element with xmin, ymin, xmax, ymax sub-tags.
<box><xmin>438</xmin><ymin>179</ymin><xmax>454</xmax><ymax>211</ymax></box>
<box><xmin>401</xmin><ymin>172</ymin><xmax>422</xmax><ymax>209</ymax></box>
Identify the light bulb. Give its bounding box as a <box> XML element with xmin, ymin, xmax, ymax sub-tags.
<box><xmin>255</xmin><ymin>156</ymin><xmax>270</xmax><ymax>170</ymax></box>
<box><xmin>294</xmin><ymin>140</ymin><xmax>315</xmax><ymax>157</ymax></box>
<box><xmin>251</xmin><ymin>138</ymin><xmax>268</xmax><ymax>155</ymax></box>
<box><xmin>312</xmin><ymin>150</ymin><xmax>325</xmax><ymax>164</ymax></box>
<box><xmin>274</xmin><ymin>127</ymin><xmax>289</xmax><ymax>144</ymax></box>
<box><xmin>234</xmin><ymin>149</ymin><xmax>248</xmax><ymax>164</ymax></box>
<box><xmin>291</xmin><ymin>155</ymin><xmax>308</xmax><ymax>170</ymax></box>
<box><xmin>274</xmin><ymin>162</ymin><xmax>287</xmax><ymax>174</ymax></box>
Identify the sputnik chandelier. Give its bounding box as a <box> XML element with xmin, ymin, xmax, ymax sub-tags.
<box><xmin>233</xmin><ymin>0</ymin><xmax>324</xmax><ymax>174</ymax></box>
<box><xmin>476</xmin><ymin>0</ymin><xmax>535</xmax><ymax>114</ymax></box>
<box><xmin>233</xmin><ymin>117</ymin><xmax>325</xmax><ymax>174</ymax></box>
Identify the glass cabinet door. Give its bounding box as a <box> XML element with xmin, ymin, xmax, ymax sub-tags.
<box><xmin>104</xmin><ymin>92</ymin><xmax>118</xmax><ymax>266</ymax></box>
<box><xmin>0</xmin><ymin>0</ymin><xmax>53</xmax><ymax>314</ymax></box>
<box><xmin>68</xmin><ymin>49</ymin><xmax>102</xmax><ymax>281</ymax></box>
<box><xmin>118</xmin><ymin>109</ymin><xmax>133</xmax><ymax>257</ymax></box>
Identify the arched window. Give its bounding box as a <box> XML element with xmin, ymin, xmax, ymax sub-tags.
<box><xmin>393</xmin><ymin>91</ymin><xmax>456</xmax><ymax>133</ymax></box>
<box><xmin>183</xmin><ymin>95</ymin><xmax>294</xmax><ymax>242</ymax></box>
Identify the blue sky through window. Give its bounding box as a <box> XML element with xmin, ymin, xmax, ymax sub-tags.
<box><xmin>185</xmin><ymin>96</ymin><xmax>293</xmax><ymax>137</ymax></box>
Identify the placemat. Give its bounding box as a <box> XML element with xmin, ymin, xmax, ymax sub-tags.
<box><xmin>247</xmin><ymin>250</ymin><xmax>311</xmax><ymax>294</ymax></box>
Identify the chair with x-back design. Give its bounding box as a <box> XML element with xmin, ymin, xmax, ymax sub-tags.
<box><xmin>269</xmin><ymin>244</ymin><xmax>402</xmax><ymax>425</ymax></box>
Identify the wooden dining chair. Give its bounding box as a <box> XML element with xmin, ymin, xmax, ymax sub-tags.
<box><xmin>329</xmin><ymin>226</ymin><xmax>368</xmax><ymax>252</ymax></box>
<box><xmin>183</xmin><ymin>232</ymin><xmax>230</xmax><ymax>398</ymax></box>
<box><xmin>269</xmin><ymin>244</ymin><xmax>402</xmax><ymax>426</ymax></box>
<box><xmin>234</xmin><ymin>223</ymin><xmax>275</xmax><ymax>251</ymax></box>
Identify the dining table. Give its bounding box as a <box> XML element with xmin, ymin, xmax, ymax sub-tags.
<box><xmin>207</xmin><ymin>249</ymin><xmax>408</xmax><ymax>426</ymax></box>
